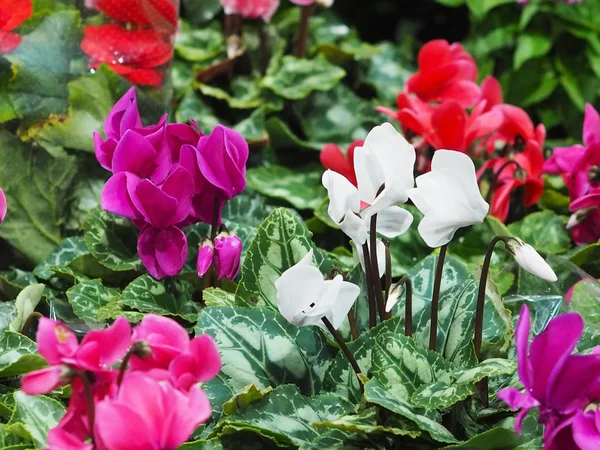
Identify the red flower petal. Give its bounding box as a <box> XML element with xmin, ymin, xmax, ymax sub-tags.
<box><xmin>0</xmin><ymin>30</ymin><xmax>21</xmax><ymax>54</ymax></box>
<box><xmin>491</xmin><ymin>179</ymin><xmax>522</xmax><ymax>222</ymax></box>
<box><xmin>95</xmin><ymin>0</ymin><xmax>177</xmax><ymax>32</ymax></box>
<box><xmin>430</xmin><ymin>101</ymin><xmax>467</xmax><ymax>151</ymax></box>
<box><xmin>480</xmin><ymin>76</ymin><xmax>503</xmax><ymax>112</ymax></box>
<box><xmin>523</xmin><ymin>177</ymin><xmax>544</xmax><ymax>207</ymax></box>
<box><xmin>0</xmin><ymin>0</ymin><xmax>32</xmax><ymax>32</ymax></box>
<box><xmin>320</xmin><ymin>143</ymin><xmax>357</xmax><ymax>186</ymax></box>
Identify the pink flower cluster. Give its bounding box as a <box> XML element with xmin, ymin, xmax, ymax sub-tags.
<box><xmin>96</xmin><ymin>88</ymin><xmax>247</xmax><ymax>280</ymax></box>
<box><xmin>21</xmin><ymin>315</ymin><xmax>221</xmax><ymax>450</ymax></box>
<box><xmin>219</xmin><ymin>0</ymin><xmax>326</xmax><ymax>22</ymax></box>
<box><xmin>377</xmin><ymin>40</ymin><xmax>546</xmax><ymax>222</ymax></box>
<box><xmin>544</xmin><ymin>105</ymin><xmax>600</xmax><ymax>244</ymax></box>
<box><xmin>499</xmin><ymin>306</ymin><xmax>600</xmax><ymax>450</ymax></box>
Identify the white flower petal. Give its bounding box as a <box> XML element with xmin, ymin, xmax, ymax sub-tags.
<box><xmin>375</xmin><ymin>205</ymin><xmax>413</xmax><ymax>239</ymax></box>
<box><xmin>509</xmin><ymin>240</ymin><xmax>558</xmax><ymax>282</ymax></box>
<box><xmin>328</xmin><ymin>278</ymin><xmax>361</xmax><ymax>330</ymax></box>
<box><xmin>357</xmin><ymin>237</ymin><xmax>386</xmax><ymax>278</ymax></box>
<box><xmin>354</xmin><ymin>144</ymin><xmax>385</xmax><ymax>205</ymax></box>
<box><xmin>339</xmin><ymin>210</ymin><xmax>368</xmax><ymax>245</ymax></box>
<box><xmin>322</xmin><ymin>170</ymin><xmax>360</xmax><ymax>223</ymax></box>
<box><xmin>275</xmin><ymin>264</ymin><xmax>324</xmax><ymax>326</ymax></box>
<box><xmin>296</xmin><ymin>248</ymin><xmax>315</xmax><ymax>267</ymax></box>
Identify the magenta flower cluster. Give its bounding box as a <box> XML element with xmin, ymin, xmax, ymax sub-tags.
<box><xmin>544</xmin><ymin>104</ymin><xmax>600</xmax><ymax>244</ymax></box>
<box><xmin>21</xmin><ymin>315</ymin><xmax>221</xmax><ymax>450</ymax></box>
<box><xmin>96</xmin><ymin>88</ymin><xmax>248</xmax><ymax>280</ymax></box>
<box><xmin>499</xmin><ymin>305</ymin><xmax>600</xmax><ymax>450</ymax></box>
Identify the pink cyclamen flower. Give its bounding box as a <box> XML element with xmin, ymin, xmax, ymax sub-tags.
<box><xmin>21</xmin><ymin>317</ymin><xmax>131</xmax><ymax>395</ymax></box>
<box><xmin>196</xmin><ymin>232</ymin><xmax>242</xmax><ymax>280</ymax></box>
<box><xmin>568</xmin><ymin>187</ymin><xmax>600</xmax><ymax>245</ymax></box>
<box><xmin>498</xmin><ymin>305</ymin><xmax>600</xmax><ymax>449</ymax></box>
<box><xmin>169</xmin><ymin>335</ymin><xmax>222</xmax><ymax>391</ymax></box>
<box><xmin>0</xmin><ymin>187</ymin><xmax>6</xmax><ymax>223</ymax></box>
<box><xmin>137</xmin><ymin>225</ymin><xmax>188</xmax><ymax>279</ymax></box>
<box><xmin>94</xmin><ymin>372</ymin><xmax>212</xmax><ymax>450</ymax></box>
<box><xmin>573</xmin><ymin>409</ymin><xmax>600</xmax><ymax>449</ymax></box>
<box><xmin>196</xmin><ymin>239</ymin><xmax>214</xmax><ymax>277</ymax></box>
<box><xmin>166</xmin><ymin>121</ymin><xmax>202</xmax><ymax>163</ymax></box>
<box><xmin>220</xmin><ymin>0</ymin><xmax>280</xmax><ymax>22</ymax></box>
<box><xmin>545</xmin><ymin>104</ymin><xmax>600</xmax><ymax>200</ymax></box>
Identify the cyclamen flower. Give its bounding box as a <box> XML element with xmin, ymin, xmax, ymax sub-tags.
<box><xmin>0</xmin><ymin>0</ymin><xmax>32</xmax><ymax>54</ymax></box>
<box><xmin>405</xmin><ymin>40</ymin><xmax>481</xmax><ymax>109</ymax></box>
<box><xmin>196</xmin><ymin>232</ymin><xmax>243</xmax><ymax>280</ymax></box>
<box><xmin>568</xmin><ymin>188</ymin><xmax>600</xmax><ymax>245</ymax></box>
<box><xmin>94</xmin><ymin>372</ymin><xmax>211</xmax><ymax>450</ymax></box>
<box><xmin>544</xmin><ymin>104</ymin><xmax>600</xmax><ymax>200</ymax></box>
<box><xmin>0</xmin><ymin>187</ymin><xmax>6</xmax><ymax>223</ymax></box>
<box><xmin>320</xmin><ymin>140</ymin><xmax>362</xmax><ymax>187</ymax></box>
<box><xmin>82</xmin><ymin>24</ymin><xmax>173</xmax><ymax>87</ymax></box>
<box><xmin>408</xmin><ymin>150</ymin><xmax>489</xmax><ymax>247</ymax></box>
<box><xmin>220</xmin><ymin>0</ymin><xmax>280</xmax><ymax>22</ymax></box>
<box><xmin>506</xmin><ymin>237</ymin><xmax>557</xmax><ymax>282</ymax></box>
<box><xmin>275</xmin><ymin>249</ymin><xmax>360</xmax><ymax>330</ymax></box>
<box><xmin>91</xmin><ymin>0</ymin><xmax>178</xmax><ymax>33</ymax></box>
<box><xmin>21</xmin><ymin>317</ymin><xmax>131</xmax><ymax>395</ymax></box>
<box><xmin>499</xmin><ymin>306</ymin><xmax>600</xmax><ymax>449</ymax></box>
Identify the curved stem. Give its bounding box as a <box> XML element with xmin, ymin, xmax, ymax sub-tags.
<box><xmin>474</xmin><ymin>235</ymin><xmax>509</xmax><ymax>358</ymax></box>
<box><xmin>362</xmin><ymin>243</ymin><xmax>377</xmax><ymax>329</ymax></box>
<box><xmin>394</xmin><ymin>277</ymin><xmax>413</xmax><ymax>337</ymax></box>
<box><xmin>295</xmin><ymin>5</ymin><xmax>314</xmax><ymax>58</ymax></box>
<box><xmin>116</xmin><ymin>348</ymin><xmax>134</xmax><ymax>388</ymax></box>
<box><xmin>347</xmin><ymin>309</ymin><xmax>359</xmax><ymax>341</ymax></box>
<box><xmin>321</xmin><ymin>317</ymin><xmax>363</xmax><ymax>392</ymax></box>
<box><xmin>369</xmin><ymin>215</ymin><xmax>386</xmax><ymax>322</ymax></box>
<box><xmin>485</xmin><ymin>160</ymin><xmax>524</xmax><ymax>203</ymax></box>
<box><xmin>383</xmin><ymin>240</ymin><xmax>392</xmax><ymax>320</ymax></box>
<box><xmin>429</xmin><ymin>245</ymin><xmax>448</xmax><ymax>351</ymax></box>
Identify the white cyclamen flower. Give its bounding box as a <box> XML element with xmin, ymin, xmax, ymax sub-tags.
<box><xmin>506</xmin><ymin>238</ymin><xmax>557</xmax><ymax>282</ymax></box>
<box><xmin>408</xmin><ymin>150</ymin><xmax>489</xmax><ymax>248</ymax></box>
<box><xmin>274</xmin><ymin>249</ymin><xmax>360</xmax><ymax>330</ymax></box>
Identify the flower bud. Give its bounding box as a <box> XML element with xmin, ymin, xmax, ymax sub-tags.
<box><xmin>214</xmin><ymin>231</ymin><xmax>242</xmax><ymax>280</ymax></box>
<box><xmin>567</xmin><ymin>207</ymin><xmax>596</xmax><ymax>230</ymax></box>
<box><xmin>506</xmin><ymin>238</ymin><xmax>557</xmax><ymax>282</ymax></box>
<box><xmin>589</xmin><ymin>165</ymin><xmax>600</xmax><ymax>182</ymax></box>
<box><xmin>131</xmin><ymin>340</ymin><xmax>152</xmax><ymax>360</ymax></box>
<box><xmin>197</xmin><ymin>239</ymin><xmax>214</xmax><ymax>277</ymax></box>
<box><xmin>385</xmin><ymin>282</ymin><xmax>406</xmax><ymax>313</ymax></box>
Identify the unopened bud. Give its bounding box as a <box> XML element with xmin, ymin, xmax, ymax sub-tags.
<box><xmin>59</xmin><ymin>365</ymin><xmax>75</xmax><ymax>384</ymax></box>
<box><xmin>385</xmin><ymin>282</ymin><xmax>406</xmax><ymax>313</ymax></box>
<box><xmin>566</xmin><ymin>207</ymin><xmax>596</xmax><ymax>230</ymax></box>
<box><xmin>589</xmin><ymin>165</ymin><xmax>600</xmax><ymax>182</ymax></box>
<box><xmin>506</xmin><ymin>238</ymin><xmax>557</xmax><ymax>282</ymax></box>
<box><xmin>197</xmin><ymin>239</ymin><xmax>215</xmax><ymax>277</ymax></box>
<box><xmin>131</xmin><ymin>340</ymin><xmax>152</xmax><ymax>359</ymax></box>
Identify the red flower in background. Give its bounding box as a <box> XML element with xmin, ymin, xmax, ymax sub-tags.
<box><xmin>405</xmin><ymin>39</ymin><xmax>481</xmax><ymax>109</ymax></box>
<box><xmin>320</xmin><ymin>140</ymin><xmax>362</xmax><ymax>186</ymax></box>
<box><xmin>0</xmin><ymin>0</ymin><xmax>32</xmax><ymax>54</ymax></box>
<box><xmin>88</xmin><ymin>0</ymin><xmax>178</xmax><ymax>32</ymax></box>
<box><xmin>82</xmin><ymin>24</ymin><xmax>173</xmax><ymax>87</ymax></box>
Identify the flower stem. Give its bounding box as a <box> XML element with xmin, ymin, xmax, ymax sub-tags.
<box><xmin>429</xmin><ymin>244</ymin><xmax>448</xmax><ymax>351</ymax></box>
<box><xmin>257</xmin><ymin>21</ymin><xmax>269</xmax><ymax>74</ymax></box>
<box><xmin>73</xmin><ymin>370</ymin><xmax>95</xmax><ymax>444</ymax></box>
<box><xmin>369</xmin><ymin>215</ymin><xmax>386</xmax><ymax>322</ymax></box>
<box><xmin>395</xmin><ymin>276</ymin><xmax>413</xmax><ymax>337</ymax></box>
<box><xmin>321</xmin><ymin>317</ymin><xmax>363</xmax><ymax>391</ymax></box>
<box><xmin>474</xmin><ymin>235</ymin><xmax>509</xmax><ymax>358</ymax></box>
<box><xmin>347</xmin><ymin>308</ymin><xmax>359</xmax><ymax>340</ymax></box>
<box><xmin>383</xmin><ymin>240</ymin><xmax>392</xmax><ymax>320</ymax></box>
<box><xmin>209</xmin><ymin>197</ymin><xmax>221</xmax><ymax>288</ymax></box>
<box><xmin>362</xmin><ymin>243</ymin><xmax>377</xmax><ymax>329</ymax></box>
<box><xmin>295</xmin><ymin>5</ymin><xmax>314</xmax><ymax>58</ymax></box>
<box><xmin>116</xmin><ymin>348</ymin><xmax>134</xmax><ymax>388</ymax></box>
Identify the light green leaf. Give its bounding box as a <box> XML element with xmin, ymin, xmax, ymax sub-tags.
<box><xmin>246</xmin><ymin>165</ymin><xmax>326</xmax><ymax>210</ymax></box>
<box><xmin>175</xmin><ymin>90</ymin><xmax>220</xmax><ymax>131</ymax></box>
<box><xmin>362</xmin><ymin>42</ymin><xmax>414</xmax><ymax>104</ymax></box>
<box><xmin>0</xmin><ymin>302</ymin><xmax>17</xmax><ymax>333</ymax></box>
<box><xmin>222</xmin><ymin>384</ymin><xmax>273</xmax><ymax>416</ymax></box>
<box><xmin>179</xmin><ymin>439</ymin><xmax>224</xmax><ymax>450</ymax></box>
<box><xmin>33</xmin><ymin>237</ymin><xmax>89</xmax><ymax>280</ymax></box>
<box><xmin>7</xmin><ymin>392</ymin><xmax>65</xmax><ymax>447</ymax></box>
<box><xmin>195</xmin><ymin>77</ymin><xmax>262</xmax><ymax>109</ymax></box>
<box><xmin>196</xmin><ymin>307</ymin><xmax>336</xmax><ymax>415</ymax></box>
<box><xmin>83</xmin><ymin>207</ymin><xmax>142</xmax><ymax>271</ymax></box>
<box><xmin>175</xmin><ymin>22</ymin><xmax>224</xmax><ymax>62</ymax></box>
<box><xmin>508</xmin><ymin>211</ymin><xmax>571</xmax><ymax>254</ymax></box>
<box><xmin>211</xmin><ymin>385</ymin><xmax>353</xmax><ymax>447</ymax></box>
<box><xmin>313</xmin><ymin>408</ymin><xmax>421</xmax><ymax>438</ymax></box>
<box><xmin>67</xmin><ymin>279</ymin><xmax>120</xmax><ymax>326</ymax></box>
<box><xmin>465</xmin><ymin>0</ymin><xmax>514</xmax><ymax>19</ymax></box>
<box><xmin>0</xmin><ymin>331</ymin><xmax>47</xmax><ymax>377</ymax></box>
<box><xmin>261</xmin><ymin>55</ymin><xmax>346</xmax><ymax>100</ymax></box>
<box><xmin>0</xmin><ymin>130</ymin><xmax>78</xmax><ymax>263</ymax></box>
<box><xmin>513</xmin><ymin>33</ymin><xmax>553</xmax><ymax>70</ymax></box>
<box><xmin>0</xmin><ymin>269</ymin><xmax>37</xmax><ymax>301</ymax></box>
<box><xmin>203</xmin><ymin>287</ymin><xmax>237</xmax><ymax>307</ymax></box>
<box><xmin>9</xmin><ymin>284</ymin><xmax>45</xmax><ymax>333</ymax></box>
<box><xmin>235</xmin><ymin>208</ymin><xmax>332</xmax><ymax>310</ymax></box>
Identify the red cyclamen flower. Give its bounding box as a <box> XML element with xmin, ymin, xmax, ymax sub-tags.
<box><xmin>81</xmin><ymin>24</ymin><xmax>174</xmax><ymax>87</ymax></box>
<box><xmin>89</xmin><ymin>0</ymin><xmax>178</xmax><ymax>33</ymax></box>
<box><xmin>319</xmin><ymin>140</ymin><xmax>362</xmax><ymax>186</ymax></box>
<box><xmin>0</xmin><ymin>0</ymin><xmax>32</xmax><ymax>54</ymax></box>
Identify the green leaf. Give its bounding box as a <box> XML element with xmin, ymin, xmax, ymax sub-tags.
<box><xmin>261</xmin><ymin>55</ymin><xmax>346</xmax><ymax>100</ymax></box>
<box><xmin>442</xmin><ymin>427</ymin><xmax>522</xmax><ymax>449</ymax></box>
<box><xmin>0</xmin><ymin>269</ymin><xmax>37</xmax><ymax>301</ymax></box>
<box><xmin>465</xmin><ymin>0</ymin><xmax>515</xmax><ymax>20</ymax></box>
<box><xmin>313</xmin><ymin>408</ymin><xmax>421</xmax><ymax>438</ymax></box>
<box><xmin>222</xmin><ymin>384</ymin><xmax>273</xmax><ymax>416</ymax></box>
<box><xmin>120</xmin><ymin>276</ymin><xmax>199</xmax><ymax>322</ymax></box>
<box><xmin>203</xmin><ymin>287</ymin><xmax>237</xmax><ymax>307</ymax></box>
<box><xmin>83</xmin><ymin>207</ymin><xmax>142</xmax><ymax>271</ymax></box>
<box><xmin>362</xmin><ymin>42</ymin><xmax>414</xmax><ymax>104</ymax></box>
<box><xmin>8</xmin><ymin>284</ymin><xmax>45</xmax><ymax>333</ymax></box>
<box><xmin>175</xmin><ymin>90</ymin><xmax>220</xmax><ymax>132</ymax></box>
<box><xmin>64</xmin><ymin>177</ymin><xmax>104</xmax><ymax>233</ymax></box>
<box><xmin>556</xmin><ymin>57</ymin><xmax>587</xmax><ymax>112</ymax></box>
<box><xmin>0</xmin><ymin>331</ymin><xmax>47</xmax><ymax>377</ymax></box>
<box><xmin>23</xmin><ymin>66</ymin><xmax>123</xmax><ymax>153</ymax></box>
<box><xmin>513</xmin><ymin>33</ymin><xmax>552</xmax><ymax>70</ymax></box>
<box><xmin>387</xmin><ymin>205</ymin><xmax>430</xmax><ymax>276</ymax></box>
<box><xmin>7</xmin><ymin>392</ymin><xmax>65</xmax><ymax>447</ymax></box>
<box><xmin>175</xmin><ymin>22</ymin><xmax>225</xmax><ymax>62</ymax></box>
<box><xmin>0</xmin><ymin>130</ymin><xmax>78</xmax><ymax>263</ymax></box>
<box><xmin>181</xmin><ymin>0</ymin><xmax>222</xmax><ymax>25</ymax></box>
<box><xmin>211</xmin><ymin>384</ymin><xmax>353</xmax><ymax>447</ymax></box>
<box><xmin>569</xmin><ymin>280</ymin><xmax>600</xmax><ymax>351</ymax></box>
<box><xmin>246</xmin><ymin>165</ymin><xmax>326</xmax><ymax>210</ymax></box>
<box><xmin>195</xmin><ymin>77</ymin><xmax>262</xmax><ymax>109</ymax></box>
<box><xmin>6</xmin><ymin>11</ymin><xmax>81</xmax><ymax>123</ymax></box>
<box><xmin>196</xmin><ymin>307</ymin><xmax>336</xmax><ymax>415</ymax></box>
<box><xmin>507</xmin><ymin>211</ymin><xmax>571</xmax><ymax>254</ymax></box>
<box><xmin>235</xmin><ymin>208</ymin><xmax>332</xmax><ymax>310</ymax></box>
<box><xmin>179</xmin><ymin>439</ymin><xmax>224</xmax><ymax>450</ymax></box>
<box><xmin>0</xmin><ymin>302</ymin><xmax>17</xmax><ymax>333</ymax></box>
<box><xmin>34</xmin><ymin>237</ymin><xmax>89</xmax><ymax>280</ymax></box>
<box><xmin>264</xmin><ymin>116</ymin><xmax>322</xmax><ymax>151</ymax></box>
<box><xmin>67</xmin><ymin>279</ymin><xmax>120</xmax><ymax>326</ymax></box>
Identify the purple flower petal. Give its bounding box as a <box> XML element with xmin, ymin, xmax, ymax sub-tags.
<box><xmin>549</xmin><ymin>354</ymin><xmax>600</xmax><ymax>412</ymax></box>
<box><xmin>584</xmin><ymin>104</ymin><xmax>600</xmax><ymax>147</ymax></box>
<box><xmin>529</xmin><ymin>312</ymin><xmax>584</xmax><ymax>405</ymax></box>
<box><xmin>101</xmin><ymin>173</ymin><xmax>142</xmax><ymax>220</ymax></box>
<box><xmin>0</xmin><ymin>187</ymin><xmax>6</xmax><ymax>223</ymax></box>
<box><xmin>214</xmin><ymin>234</ymin><xmax>242</xmax><ymax>280</ymax></box>
<box><xmin>497</xmin><ymin>387</ymin><xmax>539</xmax><ymax>434</ymax></box>
<box><xmin>131</xmin><ymin>180</ymin><xmax>179</xmax><ymax>229</ymax></box>
<box><xmin>515</xmin><ymin>305</ymin><xmax>533</xmax><ymax>390</ymax></box>
<box><xmin>105</xmin><ymin>87</ymin><xmax>142</xmax><ymax>140</ymax></box>
<box><xmin>112</xmin><ymin>130</ymin><xmax>159</xmax><ymax>178</ymax></box>
<box><xmin>137</xmin><ymin>226</ymin><xmax>187</xmax><ymax>279</ymax></box>
<box><xmin>167</xmin><ymin>123</ymin><xmax>202</xmax><ymax>162</ymax></box>
<box><xmin>161</xmin><ymin>166</ymin><xmax>195</xmax><ymax>225</ymax></box>
<box><xmin>94</xmin><ymin>133</ymin><xmax>117</xmax><ymax>172</ymax></box>
<box><xmin>196</xmin><ymin>240</ymin><xmax>214</xmax><ymax>277</ymax></box>
<box><xmin>573</xmin><ymin>411</ymin><xmax>600</xmax><ymax>450</ymax></box>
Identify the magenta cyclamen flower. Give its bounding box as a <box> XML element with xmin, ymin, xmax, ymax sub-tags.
<box><xmin>94</xmin><ymin>372</ymin><xmax>211</xmax><ymax>450</ymax></box>
<box><xmin>568</xmin><ymin>187</ymin><xmax>600</xmax><ymax>245</ymax></box>
<box><xmin>21</xmin><ymin>317</ymin><xmax>131</xmax><ymax>395</ymax></box>
<box><xmin>166</xmin><ymin>121</ymin><xmax>202</xmax><ymax>162</ymax></box>
<box><xmin>196</xmin><ymin>232</ymin><xmax>242</xmax><ymax>280</ymax></box>
<box><xmin>499</xmin><ymin>306</ymin><xmax>600</xmax><ymax>449</ymax></box>
<box><xmin>0</xmin><ymin>187</ymin><xmax>6</xmax><ymax>223</ymax></box>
